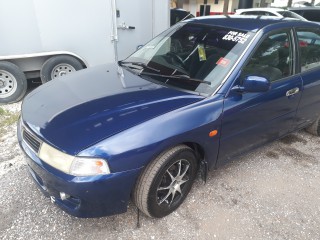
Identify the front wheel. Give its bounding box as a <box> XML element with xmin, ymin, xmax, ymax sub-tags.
<box><xmin>133</xmin><ymin>145</ymin><xmax>198</xmax><ymax>218</ymax></box>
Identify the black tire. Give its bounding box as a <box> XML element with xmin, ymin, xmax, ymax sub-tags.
<box><xmin>133</xmin><ymin>145</ymin><xmax>198</xmax><ymax>218</ymax></box>
<box><xmin>40</xmin><ymin>55</ymin><xmax>84</xmax><ymax>83</ymax></box>
<box><xmin>306</xmin><ymin>117</ymin><xmax>320</xmax><ymax>136</ymax></box>
<box><xmin>0</xmin><ymin>61</ymin><xmax>27</xmax><ymax>104</ymax></box>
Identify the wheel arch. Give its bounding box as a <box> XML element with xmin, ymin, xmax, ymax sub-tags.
<box><xmin>183</xmin><ymin>142</ymin><xmax>206</xmax><ymax>164</ymax></box>
<box><xmin>130</xmin><ymin>141</ymin><xmax>206</xmax><ymax>196</ymax></box>
<box><xmin>134</xmin><ymin>141</ymin><xmax>206</xmax><ymax>176</ymax></box>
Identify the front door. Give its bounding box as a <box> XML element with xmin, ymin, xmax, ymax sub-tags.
<box><xmin>218</xmin><ymin>29</ymin><xmax>302</xmax><ymax>164</ymax></box>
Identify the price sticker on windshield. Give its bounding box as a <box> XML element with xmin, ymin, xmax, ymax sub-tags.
<box><xmin>216</xmin><ymin>57</ymin><xmax>230</xmax><ymax>67</ymax></box>
<box><xmin>222</xmin><ymin>31</ymin><xmax>250</xmax><ymax>44</ymax></box>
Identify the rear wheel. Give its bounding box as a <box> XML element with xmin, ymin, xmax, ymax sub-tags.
<box><xmin>306</xmin><ymin>117</ymin><xmax>320</xmax><ymax>136</ymax></box>
<box><xmin>133</xmin><ymin>145</ymin><xmax>198</xmax><ymax>218</ymax></box>
<box><xmin>40</xmin><ymin>55</ymin><xmax>84</xmax><ymax>83</ymax></box>
<box><xmin>0</xmin><ymin>61</ymin><xmax>27</xmax><ymax>104</ymax></box>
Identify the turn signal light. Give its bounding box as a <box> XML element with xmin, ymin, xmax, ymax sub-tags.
<box><xmin>209</xmin><ymin>130</ymin><xmax>218</xmax><ymax>137</ymax></box>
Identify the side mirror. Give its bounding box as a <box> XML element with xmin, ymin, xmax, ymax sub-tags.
<box><xmin>232</xmin><ymin>76</ymin><xmax>270</xmax><ymax>93</ymax></box>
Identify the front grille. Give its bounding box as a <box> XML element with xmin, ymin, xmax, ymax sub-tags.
<box><xmin>22</xmin><ymin>128</ymin><xmax>42</xmax><ymax>154</ymax></box>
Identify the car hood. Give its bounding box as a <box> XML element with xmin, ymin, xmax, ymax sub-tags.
<box><xmin>22</xmin><ymin>64</ymin><xmax>203</xmax><ymax>155</ymax></box>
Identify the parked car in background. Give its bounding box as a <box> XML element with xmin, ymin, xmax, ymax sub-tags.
<box><xmin>289</xmin><ymin>7</ymin><xmax>320</xmax><ymax>22</ymax></box>
<box><xmin>18</xmin><ymin>16</ymin><xmax>320</xmax><ymax>219</ymax></box>
<box><xmin>292</xmin><ymin>1</ymin><xmax>313</xmax><ymax>7</ymax></box>
<box><xmin>170</xmin><ymin>8</ymin><xmax>194</xmax><ymax>26</ymax></box>
<box><xmin>235</xmin><ymin>8</ymin><xmax>307</xmax><ymax>20</ymax></box>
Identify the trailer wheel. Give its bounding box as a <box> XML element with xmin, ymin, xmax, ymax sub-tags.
<box><xmin>40</xmin><ymin>55</ymin><xmax>84</xmax><ymax>83</ymax></box>
<box><xmin>0</xmin><ymin>61</ymin><xmax>27</xmax><ymax>104</ymax></box>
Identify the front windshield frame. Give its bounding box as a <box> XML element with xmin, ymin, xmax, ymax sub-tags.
<box><xmin>121</xmin><ymin>22</ymin><xmax>256</xmax><ymax>96</ymax></box>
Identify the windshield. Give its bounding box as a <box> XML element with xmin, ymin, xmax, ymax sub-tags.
<box><xmin>122</xmin><ymin>23</ymin><xmax>255</xmax><ymax>95</ymax></box>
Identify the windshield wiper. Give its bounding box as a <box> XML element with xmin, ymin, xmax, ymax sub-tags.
<box><xmin>118</xmin><ymin>61</ymin><xmax>160</xmax><ymax>73</ymax></box>
<box><xmin>139</xmin><ymin>72</ymin><xmax>211</xmax><ymax>85</ymax></box>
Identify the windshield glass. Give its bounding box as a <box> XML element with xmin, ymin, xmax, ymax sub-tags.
<box><xmin>122</xmin><ymin>23</ymin><xmax>255</xmax><ymax>95</ymax></box>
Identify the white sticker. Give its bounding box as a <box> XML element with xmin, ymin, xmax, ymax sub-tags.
<box><xmin>222</xmin><ymin>31</ymin><xmax>250</xmax><ymax>44</ymax></box>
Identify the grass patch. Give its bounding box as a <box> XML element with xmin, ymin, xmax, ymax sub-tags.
<box><xmin>0</xmin><ymin>107</ymin><xmax>5</xmax><ymax>116</ymax></box>
<box><xmin>0</xmin><ymin>107</ymin><xmax>20</xmax><ymax>138</ymax></box>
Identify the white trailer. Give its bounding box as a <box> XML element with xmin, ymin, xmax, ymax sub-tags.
<box><xmin>0</xmin><ymin>0</ymin><xmax>170</xmax><ymax>103</ymax></box>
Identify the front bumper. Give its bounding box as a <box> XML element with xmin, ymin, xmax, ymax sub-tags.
<box><xmin>17</xmin><ymin>121</ymin><xmax>142</xmax><ymax>218</ymax></box>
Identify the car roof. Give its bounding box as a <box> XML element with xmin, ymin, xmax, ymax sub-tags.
<box><xmin>288</xmin><ymin>7</ymin><xmax>320</xmax><ymax>10</ymax></box>
<box><xmin>236</xmin><ymin>7</ymin><xmax>287</xmax><ymax>13</ymax></box>
<box><xmin>187</xmin><ymin>15</ymin><xmax>316</xmax><ymax>32</ymax></box>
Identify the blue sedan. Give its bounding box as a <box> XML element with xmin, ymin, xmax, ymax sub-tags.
<box><xmin>18</xmin><ymin>16</ymin><xmax>320</xmax><ymax>218</ymax></box>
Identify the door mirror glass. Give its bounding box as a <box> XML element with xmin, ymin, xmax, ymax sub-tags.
<box><xmin>242</xmin><ymin>75</ymin><xmax>270</xmax><ymax>92</ymax></box>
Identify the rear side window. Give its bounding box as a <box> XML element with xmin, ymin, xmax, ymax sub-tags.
<box><xmin>296</xmin><ymin>29</ymin><xmax>320</xmax><ymax>72</ymax></box>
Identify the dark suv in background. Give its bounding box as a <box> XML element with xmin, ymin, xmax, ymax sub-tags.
<box><xmin>170</xmin><ymin>8</ymin><xmax>194</xmax><ymax>26</ymax></box>
<box><xmin>288</xmin><ymin>7</ymin><xmax>320</xmax><ymax>22</ymax></box>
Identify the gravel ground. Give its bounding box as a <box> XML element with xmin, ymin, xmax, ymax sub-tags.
<box><xmin>1</xmin><ymin>100</ymin><xmax>320</xmax><ymax>240</ymax></box>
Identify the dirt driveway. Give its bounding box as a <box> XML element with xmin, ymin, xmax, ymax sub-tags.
<box><xmin>1</xmin><ymin>102</ymin><xmax>320</xmax><ymax>240</ymax></box>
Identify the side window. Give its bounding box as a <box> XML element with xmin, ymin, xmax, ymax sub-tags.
<box><xmin>303</xmin><ymin>10</ymin><xmax>320</xmax><ymax>22</ymax></box>
<box><xmin>255</xmin><ymin>11</ymin><xmax>266</xmax><ymax>16</ymax></box>
<box><xmin>262</xmin><ymin>11</ymin><xmax>277</xmax><ymax>16</ymax></box>
<box><xmin>242</xmin><ymin>11</ymin><xmax>257</xmax><ymax>15</ymax></box>
<box><xmin>297</xmin><ymin>29</ymin><xmax>320</xmax><ymax>72</ymax></box>
<box><xmin>242</xmin><ymin>31</ymin><xmax>293</xmax><ymax>82</ymax></box>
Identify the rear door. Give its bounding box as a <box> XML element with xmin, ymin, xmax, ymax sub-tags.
<box><xmin>294</xmin><ymin>28</ymin><xmax>320</xmax><ymax>128</ymax></box>
<box><xmin>217</xmin><ymin>29</ymin><xmax>302</xmax><ymax>164</ymax></box>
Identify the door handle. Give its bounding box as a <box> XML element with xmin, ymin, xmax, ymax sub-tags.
<box><xmin>118</xmin><ymin>22</ymin><xmax>135</xmax><ymax>30</ymax></box>
<box><xmin>286</xmin><ymin>87</ymin><xmax>299</xmax><ymax>97</ymax></box>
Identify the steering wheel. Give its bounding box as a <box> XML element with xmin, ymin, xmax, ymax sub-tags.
<box><xmin>166</xmin><ymin>52</ymin><xmax>186</xmax><ymax>70</ymax></box>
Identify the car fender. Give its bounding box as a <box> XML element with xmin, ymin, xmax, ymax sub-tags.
<box><xmin>78</xmin><ymin>94</ymin><xmax>224</xmax><ymax>173</ymax></box>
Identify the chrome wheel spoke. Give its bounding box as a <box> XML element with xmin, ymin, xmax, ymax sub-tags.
<box><xmin>169</xmin><ymin>189</ymin><xmax>176</xmax><ymax>206</ymax></box>
<box><xmin>159</xmin><ymin>189</ymin><xmax>173</xmax><ymax>205</ymax></box>
<box><xmin>178</xmin><ymin>178</ymin><xmax>188</xmax><ymax>186</ymax></box>
<box><xmin>166</xmin><ymin>169</ymin><xmax>175</xmax><ymax>182</ymax></box>
<box><xmin>179</xmin><ymin>164</ymin><xmax>189</xmax><ymax>180</ymax></box>
<box><xmin>157</xmin><ymin>185</ymin><xmax>170</xmax><ymax>191</ymax></box>
<box><xmin>176</xmin><ymin>160</ymin><xmax>182</xmax><ymax>178</ymax></box>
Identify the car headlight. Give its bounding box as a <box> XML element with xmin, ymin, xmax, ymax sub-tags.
<box><xmin>39</xmin><ymin>142</ymin><xmax>110</xmax><ymax>176</ymax></box>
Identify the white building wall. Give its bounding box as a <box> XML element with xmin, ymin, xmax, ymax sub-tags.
<box><xmin>183</xmin><ymin>0</ymin><xmax>241</xmax><ymax>15</ymax></box>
